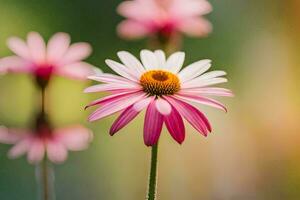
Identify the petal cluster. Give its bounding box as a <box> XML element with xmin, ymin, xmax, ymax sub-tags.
<box><xmin>117</xmin><ymin>0</ymin><xmax>212</xmax><ymax>39</ymax></box>
<box><xmin>0</xmin><ymin>125</ymin><xmax>93</xmax><ymax>164</ymax></box>
<box><xmin>85</xmin><ymin>50</ymin><xmax>233</xmax><ymax>146</ymax></box>
<box><xmin>0</xmin><ymin>32</ymin><xmax>98</xmax><ymax>80</ymax></box>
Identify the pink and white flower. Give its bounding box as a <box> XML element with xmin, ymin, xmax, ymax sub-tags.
<box><xmin>0</xmin><ymin>32</ymin><xmax>98</xmax><ymax>86</ymax></box>
<box><xmin>117</xmin><ymin>0</ymin><xmax>212</xmax><ymax>39</ymax></box>
<box><xmin>85</xmin><ymin>49</ymin><xmax>233</xmax><ymax>146</ymax></box>
<box><xmin>0</xmin><ymin>125</ymin><xmax>93</xmax><ymax>164</ymax></box>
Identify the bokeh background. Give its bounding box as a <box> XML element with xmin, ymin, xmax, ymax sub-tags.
<box><xmin>0</xmin><ymin>0</ymin><xmax>300</xmax><ymax>199</ymax></box>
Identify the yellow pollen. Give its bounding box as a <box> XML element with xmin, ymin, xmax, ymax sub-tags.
<box><xmin>140</xmin><ymin>70</ymin><xmax>180</xmax><ymax>96</ymax></box>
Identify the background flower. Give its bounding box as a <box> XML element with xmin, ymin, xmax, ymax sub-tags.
<box><xmin>0</xmin><ymin>124</ymin><xmax>93</xmax><ymax>164</ymax></box>
<box><xmin>0</xmin><ymin>32</ymin><xmax>98</xmax><ymax>87</ymax></box>
<box><xmin>117</xmin><ymin>0</ymin><xmax>212</xmax><ymax>39</ymax></box>
<box><xmin>85</xmin><ymin>50</ymin><xmax>232</xmax><ymax>146</ymax></box>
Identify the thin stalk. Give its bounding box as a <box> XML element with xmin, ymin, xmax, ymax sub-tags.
<box><xmin>147</xmin><ymin>143</ymin><xmax>158</xmax><ymax>200</ymax></box>
<box><xmin>41</xmin><ymin>87</ymin><xmax>46</xmax><ymax>114</ymax></box>
<box><xmin>36</xmin><ymin>158</ymin><xmax>56</xmax><ymax>200</ymax></box>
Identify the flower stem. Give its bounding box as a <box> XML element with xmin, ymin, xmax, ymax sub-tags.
<box><xmin>36</xmin><ymin>158</ymin><xmax>56</xmax><ymax>200</ymax></box>
<box><xmin>147</xmin><ymin>143</ymin><xmax>159</xmax><ymax>200</ymax></box>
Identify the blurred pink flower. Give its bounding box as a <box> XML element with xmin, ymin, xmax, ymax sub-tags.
<box><xmin>117</xmin><ymin>0</ymin><xmax>212</xmax><ymax>39</ymax></box>
<box><xmin>0</xmin><ymin>32</ymin><xmax>99</xmax><ymax>86</ymax></box>
<box><xmin>0</xmin><ymin>124</ymin><xmax>93</xmax><ymax>164</ymax></box>
<box><xmin>85</xmin><ymin>50</ymin><xmax>232</xmax><ymax>146</ymax></box>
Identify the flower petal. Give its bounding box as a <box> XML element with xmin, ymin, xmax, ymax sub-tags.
<box><xmin>85</xmin><ymin>90</ymin><xmax>142</xmax><ymax>109</ymax></box>
<box><xmin>46</xmin><ymin>140</ymin><xmax>68</xmax><ymax>163</ymax></box>
<box><xmin>197</xmin><ymin>70</ymin><xmax>227</xmax><ymax>80</ymax></box>
<box><xmin>182</xmin><ymin>77</ymin><xmax>228</xmax><ymax>89</ymax></box>
<box><xmin>110</xmin><ymin>105</ymin><xmax>139</xmax><ymax>135</ymax></box>
<box><xmin>59</xmin><ymin>42</ymin><xmax>92</xmax><ymax>65</ymax></box>
<box><xmin>88</xmin><ymin>92</ymin><xmax>145</xmax><ymax>121</ymax></box>
<box><xmin>110</xmin><ymin>96</ymin><xmax>154</xmax><ymax>135</ymax></box>
<box><xmin>105</xmin><ymin>59</ymin><xmax>139</xmax><ymax>82</ymax></box>
<box><xmin>169</xmin><ymin>0</ymin><xmax>212</xmax><ymax>17</ymax></box>
<box><xmin>117</xmin><ymin>51</ymin><xmax>145</xmax><ymax>76</ymax></box>
<box><xmin>165</xmin><ymin>52</ymin><xmax>185</xmax><ymax>73</ymax></box>
<box><xmin>165</xmin><ymin>96</ymin><xmax>211</xmax><ymax>136</ymax></box>
<box><xmin>27</xmin><ymin>139</ymin><xmax>45</xmax><ymax>164</ymax></box>
<box><xmin>0</xmin><ymin>127</ymin><xmax>22</xmax><ymax>144</ymax></box>
<box><xmin>155</xmin><ymin>98</ymin><xmax>172</xmax><ymax>115</ymax></box>
<box><xmin>8</xmin><ymin>139</ymin><xmax>31</xmax><ymax>159</ymax></box>
<box><xmin>182</xmin><ymin>87</ymin><xmax>234</xmax><ymax>97</ymax></box>
<box><xmin>0</xmin><ymin>56</ymin><xmax>32</xmax><ymax>74</ymax></box>
<box><xmin>7</xmin><ymin>37</ymin><xmax>31</xmax><ymax>60</ymax></box>
<box><xmin>178</xmin><ymin>59</ymin><xmax>211</xmax><ymax>82</ymax></box>
<box><xmin>84</xmin><ymin>83</ymin><xmax>140</xmax><ymax>93</ymax></box>
<box><xmin>47</xmin><ymin>32</ymin><xmax>71</xmax><ymax>63</ymax></box>
<box><xmin>175</xmin><ymin>93</ymin><xmax>227</xmax><ymax>112</ymax></box>
<box><xmin>117</xmin><ymin>0</ymin><xmax>159</xmax><ymax>20</ymax></box>
<box><xmin>154</xmin><ymin>50</ymin><xmax>166</xmax><ymax>69</ymax></box>
<box><xmin>144</xmin><ymin>100</ymin><xmax>164</xmax><ymax>146</ymax></box>
<box><xmin>88</xmin><ymin>73</ymin><xmax>137</xmax><ymax>85</ymax></box>
<box><xmin>164</xmin><ymin>106</ymin><xmax>185</xmax><ymax>144</ymax></box>
<box><xmin>56</xmin><ymin>62</ymin><xmax>98</xmax><ymax>80</ymax></box>
<box><xmin>140</xmin><ymin>50</ymin><xmax>159</xmax><ymax>70</ymax></box>
<box><xmin>178</xmin><ymin>17</ymin><xmax>212</xmax><ymax>37</ymax></box>
<box><xmin>27</xmin><ymin>32</ymin><xmax>46</xmax><ymax>64</ymax></box>
<box><xmin>55</xmin><ymin>125</ymin><xmax>93</xmax><ymax>151</ymax></box>
<box><xmin>117</xmin><ymin>20</ymin><xmax>149</xmax><ymax>39</ymax></box>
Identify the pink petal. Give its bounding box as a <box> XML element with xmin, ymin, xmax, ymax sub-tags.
<box><xmin>0</xmin><ymin>56</ymin><xmax>32</xmax><ymax>74</ymax></box>
<box><xmin>117</xmin><ymin>0</ymin><xmax>159</xmax><ymax>21</ymax></box>
<box><xmin>85</xmin><ymin>90</ymin><xmax>142</xmax><ymax>109</ymax></box>
<box><xmin>178</xmin><ymin>17</ymin><xmax>212</xmax><ymax>37</ymax></box>
<box><xmin>59</xmin><ymin>42</ymin><xmax>92</xmax><ymax>65</ymax></box>
<box><xmin>8</xmin><ymin>139</ymin><xmax>31</xmax><ymax>159</ymax></box>
<box><xmin>155</xmin><ymin>98</ymin><xmax>172</xmax><ymax>115</ymax></box>
<box><xmin>84</xmin><ymin>83</ymin><xmax>140</xmax><ymax>94</ymax></box>
<box><xmin>47</xmin><ymin>32</ymin><xmax>71</xmax><ymax>63</ymax></box>
<box><xmin>55</xmin><ymin>62</ymin><xmax>97</xmax><ymax>80</ymax></box>
<box><xmin>7</xmin><ymin>37</ymin><xmax>31</xmax><ymax>60</ymax></box>
<box><xmin>164</xmin><ymin>106</ymin><xmax>185</xmax><ymax>144</ymax></box>
<box><xmin>54</xmin><ymin>125</ymin><xmax>93</xmax><ymax>151</ymax></box>
<box><xmin>144</xmin><ymin>100</ymin><xmax>164</xmax><ymax>146</ymax></box>
<box><xmin>182</xmin><ymin>87</ymin><xmax>234</xmax><ymax>97</ymax></box>
<box><xmin>0</xmin><ymin>127</ymin><xmax>21</xmax><ymax>144</ymax></box>
<box><xmin>110</xmin><ymin>105</ymin><xmax>140</xmax><ymax>135</ymax></box>
<box><xmin>88</xmin><ymin>92</ymin><xmax>146</xmax><ymax>121</ymax></box>
<box><xmin>110</xmin><ymin>97</ymin><xmax>153</xmax><ymax>135</ymax></box>
<box><xmin>88</xmin><ymin>73</ymin><xmax>138</xmax><ymax>86</ymax></box>
<box><xmin>46</xmin><ymin>140</ymin><xmax>68</xmax><ymax>163</ymax></box>
<box><xmin>182</xmin><ymin>77</ymin><xmax>228</xmax><ymax>89</ymax></box>
<box><xmin>27</xmin><ymin>32</ymin><xmax>46</xmax><ymax>64</ymax></box>
<box><xmin>117</xmin><ymin>20</ymin><xmax>149</xmax><ymax>39</ymax></box>
<box><xmin>175</xmin><ymin>93</ymin><xmax>227</xmax><ymax>112</ymax></box>
<box><xmin>27</xmin><ymin>139</ymin><xmax>45</xmax><ymax>164</ymax></box>
<box><xmin>133</xmin><ymin>97</ymin><xmax>154</xmax><ymax>111</ymax></box>
<box><xmin>165</xmin><ymin>96</ymin><xmax>211</xmax><ymax>136</ymax></box>
<box><xmin>169</xmin><ymin>0</ymin><xmax>212</xmax><ymax>17</ymax></box>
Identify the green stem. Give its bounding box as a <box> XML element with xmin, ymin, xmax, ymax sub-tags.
<box><xmin>41</xmin><ymin>158</ymin><xmax>49</xmax><ymax>200</ymax></box>
<box><xmin>36</xmin><ymin>158</ymin><xmax>55</xmax><ymax>200</ymax></box>
<box><xmin>147</xmin><ymin>143</ymin><xmax>159</xmax><ymax>200</ymax></box>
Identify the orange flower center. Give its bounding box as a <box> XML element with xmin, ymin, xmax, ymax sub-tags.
<box><xmin>140</xmin><ymin>70</ymin><xmax>180</xmax><ymax>96</ymax></box>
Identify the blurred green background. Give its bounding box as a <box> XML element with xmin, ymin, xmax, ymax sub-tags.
<box><xmin>1</xmin><ymin>0</ymin><xmax>300</xmax><ymax>199</ymax></box>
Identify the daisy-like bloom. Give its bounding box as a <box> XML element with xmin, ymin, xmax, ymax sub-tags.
<box><xmin>0</xmin><ymin>32</ymin><xmax>98</xmax><ymax>87</ymax></box>
<box><xmin>0</xmin><ymin>115</ymin><xmax>93</xmax><ymax>164</ymax></box>
<box><xmin>85</xmin><ymin>50</ymin><xmax>233</xmax><ymax>146</ymax></box>
<box><xmin>117</xmin><ymin>0</ymin><xmax>212</xmax><ymax>40</ymax></box>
